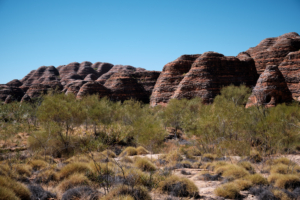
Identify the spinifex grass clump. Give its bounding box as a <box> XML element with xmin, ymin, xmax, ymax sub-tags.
<box><xmin>136</xmin><ymin>146</ymin><xmax>149</xmax><ymax>155</ymax></box>
<box><xmin>102</xmin><ymin>185</ymin><xmax>151</xmax><ymax>200</ymax></box>
<box><xmin>102</xmin><ymin>149</ymin><xmax>117</xmax><ymax>158</ymax></box>
<box><xmin>238</xmin><ymin>161</ymin><xmax>256</xmax><ymax>174</ymax></box>
<box><xmin>158</xmin><ymin>175</ymin><xmax>199</xmax><ymax>197</ymax></box>
<box><xmin>29</xmin><ymin>159</ymin><xmax>48</xmax><ymax>170</ymax></box>
<box><xmin>119</xmin><ymin>147</ymin><xmax>137</xmax><ymax>157</ymax></box>
<box><xmin>57</xmin><ymin>173</ymin><xmax>92</xmax><ymax>192</ymax></box>
<box><xmin>214</xmin><ymin>182</ymin><xmax>241</xmax><ymax>199</ymax></box>
<box><xmin>268</xmin><ymin>173</ymin><xmax>300</xmax><ymax>189</ymax></box>
<box><xmin>36</xmin><ymin>169</ymin><xmax>59</xmax><ymax>183</ymax></box>
<box><xmin>0</xmin><ymin>176</ymin><xmax>31</xmax><ymax>200</ymax></box>
<box><xmin>134</xmin><ymin>157</ymin><xmax>156</xmax><ymax>172</ymax></box>
<box><xmin>59</xmin><ymin>162</ymin><xmax>93</xmax><ymax>179</ymax></box>
<box><xmin>215</xmin><ymin>164</ymin><xmax>250</xmax><ymax>180</ymax></box>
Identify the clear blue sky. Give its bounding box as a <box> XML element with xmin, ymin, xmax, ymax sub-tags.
<box><xmin>0</xmin><ymin>0</ymin><xmax>300</xmax><ymax>84</ymax></box>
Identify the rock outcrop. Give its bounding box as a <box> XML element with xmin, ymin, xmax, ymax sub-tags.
<box><xmin>77</xmin><ymin>61</ymin><xmax>98</xmax><ymax>79</ymax></box>
<box><xmin>96</xmin><ymin>65</ymin><xmax>136</xmax><ymax>84</ymax></box>
<box><xmin>77</xmin><ymin>81</ymin><xmax>110</xmax><ymax>99</ymax></box>
<box><xmin>94</xmin><ymin>62</ymin><xmax>114</xmax><ymax>76</ymax></box>
<box><xmin>171</xmin><ymin>52</ymin><xmax>258</xmax><ymax>104</ymax></box>
<box><xmin>246</xmin><ymin>65</ymin><xmax>293</xmax><ymax>108</ymax></box>
<box><xmin>104</xmin><ymin>71</ymin><xmax>147</xmax><ymax>103</ymax></box>
<box><xmin>0</xmin><ymin>84</ymin><xmax>24</xmax><ymax>102</ymax></box>
<box><xmin>63</xmin><ymin>80</ymin><xmax>88</xmax><ymax>95</ymax></box>
<box><xmin>246</xmin><ymin>32</ymin><xmax>300</xmax><ymax>74</ymax></box>
<box><xmin>7</xmin><ymin>79</ymin><xmax>22</xmax><ymax>87</ymax></box>
<box><xmin>279</xmin><ymin>51</ymin><xmax>300</xmax><ymax>101</ymax></box>
<box><xmin>150</xmin><ymin>54</ymin><xmax>201</xmax><ymax>106</ymax></box>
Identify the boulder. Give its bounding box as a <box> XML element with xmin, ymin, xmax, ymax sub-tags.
<box><xmin>246</xmin><ymin>65</ymin><xmax>293</xmax><ymax>108</ymax></box>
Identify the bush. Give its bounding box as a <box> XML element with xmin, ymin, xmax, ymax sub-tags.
<box><xmin>59</xmin><ymin>162</ymin><xmax>93</xmax><ymax>179</ymax></box>
<box><xmin>102</xmin><ymin>149</ymin><xmax>117</xmax><ymax>158</ymax></box>
<box><xmin>61</xmin><ymin>186</ymin><xmax>101</xmax><ymax>200</ymax></box>
<box><xmin>0</xmin><ymin>176</ymin><xmax>31</xmax><ymax>200</ymax></box>
<box><xmin>134</xmin><ymin>158</ymin><xmax>156</xmax><ymax>172</ymax></box>
<box><xmin>158</xmin><ymin>175</ymin><xmax>198</xmax><ymax>197</ymax></box>
<box><xmin>214</xmin><ymin>182</ymin><xmax>241</xmax><ymax>199</ymax></box>
<box><xmin>136</xmin><ymin>146</ymin><xmax>149</xmax><ymax>155</ymax></box>
<box><xmin>120</xmin><ymin>147</ymin><xmax>137</xmax><ymax>157</ymax></box>
<box><xmin>0</xmin><ymin>186</ymin><xmax>20</xmax><ymax>200</ymax></box>
<box><xmin>102</xmin><ymin>185</ymin><xmax>151</xmax><ymax>200</ymax></box>
<box><xmin>57</xmin><ymin>173</ymin><xmax>91</xmax><ymax>192</ymax></box>
<box><xmin>29</xmin><ymin>160</ymin><xmax>48</xmax><ymax>170</ymax></box>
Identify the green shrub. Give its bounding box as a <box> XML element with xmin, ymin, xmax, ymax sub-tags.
<box><xmin>119</xmin><ymin>147</ymin><xmax>137</xmax><ymax>157</ymax></box>
<box><xmin>135</xmin><ymin>157</ymin><xmax>156</xmax><ymax>172</ymax></box>
<box><xmin>214</xmin><ymin>182</ymin><xmax>240</xmax><ymax>199</ymax></box>
<box><xmin>158</xmin><ymin>175</ymin><xmax>198</xmax><ymax>197</ymax></box>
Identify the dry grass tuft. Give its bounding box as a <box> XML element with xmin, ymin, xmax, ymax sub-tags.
<box><xmin>119</xmin><ymin>147</ymin><xmax>137</xmax><ymax>157</ymax></box>
<box><xmin>59</xmin><ymin>162</ymin><xmax>93</xmax><ymax>179</ymax></box>
<box><xmin>102</xmin><ymin>185</ymin><xmax>151</xmax><ymax>200</ymax></box>
<box><xmin>214</xmin><ymin>182</ymin><xmax>240</xmax><ymax>199</ymax></box>
<box><xmin>238</xmin><ymin>161</ymin><xmax>255</xmax><ymax>174</ymax></box>
<box><xmin>166</xmin><ymin>151</ymin><xmax>183</xmax><ymax>163</ymax></box>
<box><xmin>0</xmin><ymin>186</ymin><xmax>20</xmax><ymax>200</ymax></box>
<box><xmin>268</xmin><ymin>173</ymin><xmax>300</xmax><ymax>189</ymax></box>
<box><xmin>202</xmin><ymin>153</ymin><xmax>216</xmax><ymax>162</ymax></box>
<box><xmin>0</xmin><ymin>176</ymin><xmax>31</xmax><ymax>200</ymax></box>
<box><xmin>111</xmin><ymin>195</ymin><xmax>135</xmax><ymax>200</ymax></box>
<box><xmin>57</xmin><ymin>173</ymin><xmax>91</xmax><ymax>192</ymax></box>
<box><xmin>233</xmin><ymin>179</ymin><xmax>252</xmax><ymax>190</ymax></box>
<box><xmin>134</xmin><ymin>157</ymin><xmax>156</xmax><ymax>172</ymax></box>
<box><xmin>158</xmin><ymin>175</ymin><xmax>199</xmax><ymax>197</ymax></box>
<box><xmin>29</xmin><ymin>159</ymin><xmax>48</xmax><ymax>170</ymax></box>
<box><xmin>136</xmin><ymin>146</ymin><xmax>149</xmax><ymax>155</ymax></box>
<box><xmin>244</xmin><ymin>174</ymin><xmax>268</xmax><ymax>185</ymax></box>
<box><xmin>249</xmin><ymin>150</ymin><xmax>262</xmax><ymax>163</ymax></box>
<box><xmin>64</xmin><ymin>155</ymin><xmax>90</xmax><ymax>164</ymax></box>
<box><xmin>102</xmin><ymin>149</ymin><xmax>117</xmax><ymax>158</ymax></box>
<box><xmin>36</xmin><ymin>169</ymin><xmax>59</xmax><ymax>183</ymax></box>
<box><xmin>180</xmin><ymin>160</ymin><xmax>192</xmax><ymax>168</ymax></box>
<box><xmin>15</xmin><ymin>164</ymin><xmax>32</xmax><ymax>177</ymax></box>
<box><xmin>215</xmin><ymin>164</ymin><xmax>250</xmax><ymax>180</ymax></box>
<box><xmin>120</xmin><ymin>156</ymin><xmax>133</xmax><ymax>163</ymax></box>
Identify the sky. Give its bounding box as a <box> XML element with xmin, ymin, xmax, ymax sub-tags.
<box><xmin>0</xmin><ymin>0</ymin><xmax>300</xmax><ymax>84</ymax></box>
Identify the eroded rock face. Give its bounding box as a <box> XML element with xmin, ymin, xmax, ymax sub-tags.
<box><xmin>77</xmin><ymin>61</ymin><xmax>98</xmax><ymax>79</ymax></box>
<box><xmin>77</xmin><ymin>81</ymin><xmax>110</xmax><ymax>99</ymax></box>
<box><xmin>150</xmin><ymin>54</ymin><xmax>201</xmax><ymax>106</ymax></box>
<box><xmin>63</xmin><ymin>80</ymin><xmax>88</xmax><ymax>95</ymax></box>
<box><xmin>20</xmin><ymin>70</ymin><xmax>36</xmax><ymax>83</ymax></box>
<box><xmin>20</xmin><ymin>94</ymin><xmax>31</xmax><ymax>103</ymax></box>
<box><xmin>246</xmin><ymin>65</ymin><xmax>293</xmax><ymax>108</ymax></box>
<box><xmin>26</xmin><ymin>84</ymin><xmax>55</xmax><ymax>98</ymax></box>
<box><xmin>83</xmin><ymin>74</ymin><xmax>97</xmax><ymax>81</ymax></box>
<box><xmin>96</xmin><ymin>65</ymin><xmax>137</xmax><ymax>84</ymax></box>
<box><xmin>279</xmin><ymin>51</ymin><xmax>300</xmax><ymax>101</ymax></box>
<box><xmin>94</xmin><ymin>62</ymin><xmax>114</xmax><ymax>76</ymax></box>
<box><xmin>133</xmin><ymin>71</ymin><xmax>161</xmax><ymax>96</ymax></box>
<box><xmin>20</xmin><ymin>66</ymin><xmax>48</xmax><ymax>91</ymax></box>
<box><xmin>246</xmin><ymin>32</ymin><xmax>300</xmax><ymax>74</ymax></box>
<box><xmin>104</xmin><ymin>71</ymin><xmax>149</xmax><ymax>103</ymax></box>
<box><xmin>171</xmin><ymin>52</ymin><xmax>258</xmax><ymax>103</ymax></box>
<box><xmin>58</xmin><ymin>62</ymin><xmax>80</xmax><ymax>79</ymax></box>
<box><xmin>60</xmin><ymin>73</ymin><xmax>83</xmax><ymax>86</ymax></box>
<box><xmin>0</xmin><ymin>84</ymin><xmax>24</xmax><ymax>102</ymax></box>
<box><xmin>7</xmin><ymin>79</ymin><xmax>22</xmax><ymax>87</ymax></box>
